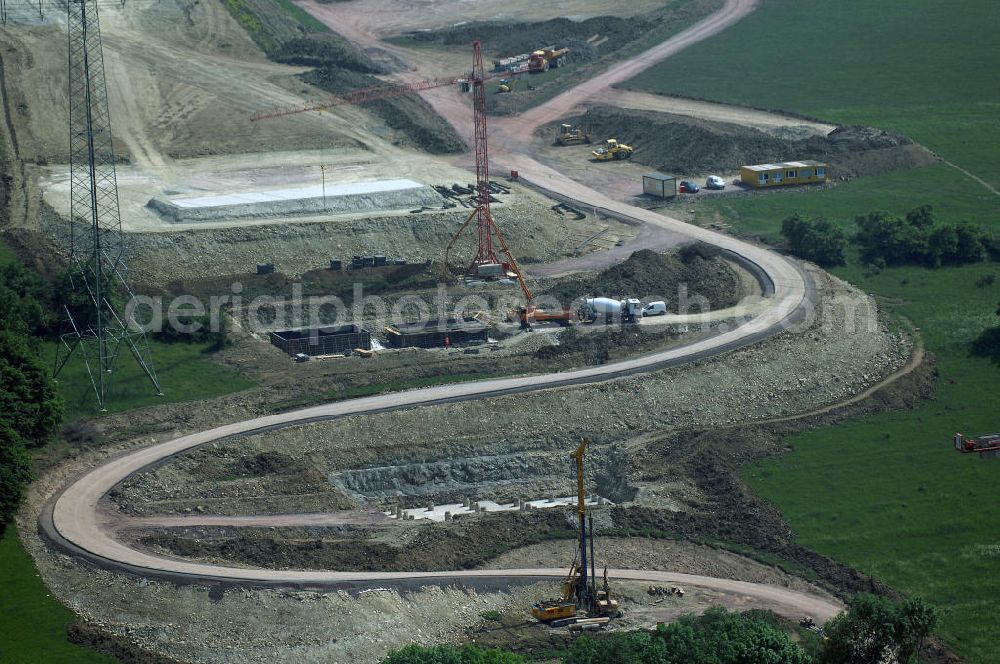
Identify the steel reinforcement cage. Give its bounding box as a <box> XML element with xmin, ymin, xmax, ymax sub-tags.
<box><xmin>269</xmin><ymin>325</ymin><xmax>371</xmax><ymax>357</ymax></box>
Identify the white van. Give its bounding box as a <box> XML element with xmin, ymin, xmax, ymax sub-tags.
<box><xmin>705</xmin><ymin>175</ymin><xmax>726</xmax><ymax>190</ymax></box>
<box><xmin>642</xmin><ymin>301</ymin><xmax>667</xmax><ymax>317</ymax></box>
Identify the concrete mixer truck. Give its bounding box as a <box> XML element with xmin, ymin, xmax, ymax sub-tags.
<box><xmin>579</xmin><ymin>297</ymin><xmax>641</xmax><ymax>324</ymax></box>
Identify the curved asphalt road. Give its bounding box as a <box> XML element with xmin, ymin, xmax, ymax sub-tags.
<box><xmin>42</xmin><ymin>0</ymin><xmax>841</xmax><ymax>624</ymax></box>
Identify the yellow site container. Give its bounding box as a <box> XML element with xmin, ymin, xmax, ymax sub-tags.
<box><xmin>740</xmin><ymin>161</ymin><xmax>828</xmax><ymax>188</ymax></box>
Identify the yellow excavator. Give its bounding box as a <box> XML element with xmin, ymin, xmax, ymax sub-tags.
<box><xmin>591</xmin><ymin>138</ymin><xmax>633</xmax><ymax>161</ymax></box>
<box><xmin>532</xmin><ymin>438</ymin><xmax>620</xmax><ymax>623</ymax></box>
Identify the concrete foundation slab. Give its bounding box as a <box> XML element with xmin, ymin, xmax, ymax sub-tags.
<box><xmin>147</xmin><ymin>179</ymin><xmax>444</xmax><ymax>223</ymax></box>
<box><xmin>386</xmin><ymin>495</ymin><xmax>610</xmax><ymax>522</ymax></box>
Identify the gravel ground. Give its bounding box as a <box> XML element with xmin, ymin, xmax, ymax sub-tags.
<box><xmin>37</xmin><ymin>185</ymin><xmax>636</xmax><ymax>285</ymax></box>
<box><xmin>115</xmin><ymin>265</ymin><xmax>906</xmax><ymax>519</ymax></box>
<box><xmin>483</xmin><ymin>538</ymin><xmax>835</xmax><ymax>599</ymax></box>
<box><xmin>26</xmin><ymin>539</ymin><xmax>832</xmax><ymax>664</ymax></box>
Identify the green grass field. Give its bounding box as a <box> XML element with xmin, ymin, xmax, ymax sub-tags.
<box><xmin>622</xmin><ymin>1</ymin><xmax>1000</xmax><ymax>660</ymax></box>
<box><xmin>624</xmin><ymin>0</ymin><xmax>1000</xmax><ymax>189</ymax></box>
<box><xmin>689</xmin><ymin>167</ymin><xmax>1000</xmax><ymax>660</ymax></box>
<box><xmin>0</xmin><ymin>527</ymin><xmax>118</xmax><ymax>663</ymax></box>
<box><xmin>49</xmin><ymin>339</ymin><xmax>256</xmax><ymax>420</ymax></box>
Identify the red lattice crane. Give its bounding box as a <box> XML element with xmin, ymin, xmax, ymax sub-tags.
<box><xmin>251</xmin><ymin>41</ymin><xmax>532</xmax><ymax>301</ymax></box>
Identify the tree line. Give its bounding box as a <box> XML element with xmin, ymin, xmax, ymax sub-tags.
<box><xmin>381</xmin><ymin>595</ymin><xmax>937</xmax><ymax>664</ymax></box>
<box><xmin>0</xmin><ymin>262</ymin><xmax>63</xmax><ymax>530</ymax></box>
<box><xmin>780</xmin><ymin>204</ymin><xmax>997</xmax><ymax>269</ymax></box>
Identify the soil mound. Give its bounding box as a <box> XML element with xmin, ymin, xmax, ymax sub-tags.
<box><xmin>544</xmin><ymin>246</ymin><xmax>741</xmax><ymax>312</ymax></box>
<box><xmin>561</xmin><ymin>106</ymin><xmax>939</xmax><ymax>177</ymax></box>
<box><xmin>301</xmin><ymin>68</ymin><xmax>466</xmax><ymax>154</ymax></box>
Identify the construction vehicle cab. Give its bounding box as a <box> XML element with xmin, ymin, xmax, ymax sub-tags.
<box><xmin>592</xmin><ymin>139</ymin><xmax>633</xmax><ymax>161</ymax></box>
<box><xmin>529</xmin><ymin>47</ymin><xmax>569</xmax><ymax>72</ymax></box>
<box><xmin>497</xmin><ymin>78</ymin><xmax>516</xmax><ymax>93</ymax></box>
<box><xmin>557</xmin><ymin>124</ymin><xmax>591</xmax><ymax>145</ymax></box>
<box><xmin>531</xmin><ymin>561</ymin><xmax>581</xmax><ymax>622</ymax></box>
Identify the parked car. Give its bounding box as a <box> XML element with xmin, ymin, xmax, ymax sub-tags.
<box><xmin>705</xmin><ymin>175</ymin><xmax>726</xmax><ymax>190</ymax></box>
<box><xmin>642</xmin><ymin>301</ymin><xmax>667</xmax><ymax>317</ymax></box>
<box><xmin>679</xmin><ymin>180</ymin><xmax>700</xmax><ymax>193</ymax></box>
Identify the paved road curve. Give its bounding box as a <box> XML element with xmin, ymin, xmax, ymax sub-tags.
<box><xmin>44</xmin><ymin>0</ymin><xmax>841</xmax><ymax>624</ymax></box>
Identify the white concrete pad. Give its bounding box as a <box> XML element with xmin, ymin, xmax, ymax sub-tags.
<box><xmin>169</xmin><ymin>179</ymin><xmax>424</xmax><ymax>209</ymax></box>
<box><xmin>386</xmin><ymin>495</ymin><xmax>610</xmax><ymax>522</ymax></box>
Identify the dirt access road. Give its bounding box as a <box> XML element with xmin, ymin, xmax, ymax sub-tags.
<box><xmin>44</xmin><ymin>0</ymin><xmax>839</xmax><ymax>629</ymax></box>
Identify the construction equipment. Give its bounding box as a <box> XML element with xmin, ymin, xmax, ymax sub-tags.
<box><xmin>556</xmin><ymin>123</ymin><xmax>591</xmax><ymax>145</ymax></box>
<box><xmin>531</xmin><ymin>560</ymin><xmax>581</xmax><ymax>622</ymax></box>
<box><xmin>579</xmin><ymin>297</ymin><xmax>641</xmax><ymax>324</ymax></box>
<box><xmin>514</xmin><ymin>305</ymin><xmax>578</xmax><ymax>329</ymax></box>
<box><xmin>594</xmin><ymin>566</ymin><xmax>620</xmax><ymax>617</ymax></box>
<box><xmin>529</xmin><ymin>47</ymin><xmax>569</xmax><ymax>72</ymax></box>
<box><xmin>252</xmin><ymin>43</ymin><xmax>530</xmax><ymax>288</ymax></box>
<box><xmin>954</xmin><ymin>432</ymin><xmax>1000</xmax><ymax>458</ymax></box>
<box><xmin>497</xmin><ymin>78</ymin><xmax>517</xmax><ymax>93</ymax></box>
<box><xmin>441</xmin><ymin>42</ymin><xmax>534</xmax><ymax>289</ymax></box>
<box><xmin>591</xmin><ymin>139</ymin><xmax>633</xmax><ymax>161</ymax></box>
<box><xmin>493</xmin><ymin>53</ymin><xmax>531</xmax><ymax>72</ymax></box>
<box><xmin>533</xmin><ymin>438</ymin><xmax>619</xmax><ymax>624</ymax></box>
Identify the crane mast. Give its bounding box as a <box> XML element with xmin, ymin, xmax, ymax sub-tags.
<box><xmin>251</xmin><ymin>42</ymin><xmax>533</xmax><ymax>302</ymax></box>
<box><xmin>470</xmin><ymin>41</ymin><xmax>500</xmax><ymax>270</ymax></box>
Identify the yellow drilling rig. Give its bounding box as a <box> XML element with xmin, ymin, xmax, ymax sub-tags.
<box><xmin>531</xmin><ymin>438</ymin><xmax>620</xmax><ymax>624</ymax></box>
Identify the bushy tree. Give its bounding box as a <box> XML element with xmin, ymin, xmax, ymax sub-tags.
<box><xmin>0</xmin><ymin>330</ymin><xmax>62</xmax><ymax>448</ymax></box>
<box><xmin>854</xmin><ymin>205</ymin><xmax>992</xmax><ymax>268</ymax></box>
<box><xmin>565</xmin><ymin>607</ymin><xmax>810</xmax><ymax>664</ymax></box>
<box><xmin>781</xmin><ymin>215</ymin><xmax>847</xmax><ymax>267</ymax></box>
<box><xmin>0</xmin><ymin>425</ymin><xmax>33</xmax><ymax>532</ymax></box>
<box><xmin>972</xmin><ymin>300</ymin><xmax>1000</xmax><ymax>364</ymax></box>
<box><xmin>0</xmin><ymin>263</ymin><xmax>64</xmax><ymax>530</ymax></box>
<box><xmin>819</xmin><ymin>594</ymin><xmax>937</xmax><ymax>664</ymax></box>
<box><xmin>0</xmin><ymin>262</ymin><xmax>51</xmax><ymax>336</ymax></box>
<box><xmin>381</xmin><ymin>644</ymin><xmax>525</xmax><ymax>664</ymax></box>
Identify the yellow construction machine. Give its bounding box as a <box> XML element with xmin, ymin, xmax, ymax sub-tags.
<box><xmin>556</xmin><ymin>123</ymin><xmax>591</xmax><ymax>145</ymax></box>
<box><xmin>497</xmin><ymin>78</ymin><xmax>517</xmax><ymax>93</ymax></box>
<box><xmin>532</xmin><ymin>438</ymin><xmax>619</xmax><ymax>624</ymax></box>
<box><xmin>531</xmin><ymin>561</ymin><xmax>582</xmax><ymax>622</ymax></box>
<box><xmin>591</xmin><ymin>138</ymin><xmax>633</xmax><ymax>161</ymax></box>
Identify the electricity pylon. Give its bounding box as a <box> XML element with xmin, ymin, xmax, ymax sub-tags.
<box><xmin>54</xmin><ymin>0</ymin><xmax>161</xmax><ymax>410</ymax></box>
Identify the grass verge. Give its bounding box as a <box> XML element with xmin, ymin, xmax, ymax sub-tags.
<box><xmin>0</xmin><ymin>526</ymin><xmax>118</xmax><ymax>663</ymax></box>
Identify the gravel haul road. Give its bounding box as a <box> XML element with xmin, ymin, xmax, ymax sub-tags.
<box><xmin>43</xmin><ymin>0</ymin><xmax>841</xmax><ymax>625</ymax></box>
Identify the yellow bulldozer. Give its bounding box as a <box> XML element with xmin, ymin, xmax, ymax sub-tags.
<box><xmin>556</xmin><ymin>123</ymin><xmax>591</xmax><ymax>145</ymax></box>
<box><xmin>591</xmin><ymin>138</ymin><xmax>633</xmax><ymax>161</ymax></box>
